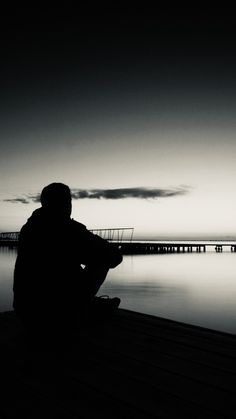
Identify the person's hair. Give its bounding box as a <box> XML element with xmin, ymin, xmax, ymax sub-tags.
<box><xmin>40</xmin><ymin>183</ymin><xmax>71</xmax><ymax>208</ymax></box>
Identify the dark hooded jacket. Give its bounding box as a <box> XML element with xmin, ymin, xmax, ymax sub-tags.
<box><xmin>13</xmin><ymin>207</ymin><xmax>122</xmax><ymax>319</ymax></box>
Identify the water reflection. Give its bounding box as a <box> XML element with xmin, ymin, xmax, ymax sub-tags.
<box><xmin>101</xmin><ymin>253</ymin><xmax>236</xmax><ymax>334</ymax></box>
<box><xmin>1</xmin><ymin>248</ymin><xmax>236</xmax><ymax>334</ymax></box>
<box><xmin>0</xmin><ymin>247</ymin><xmax>16</xmax><ymax>311</ymax></box>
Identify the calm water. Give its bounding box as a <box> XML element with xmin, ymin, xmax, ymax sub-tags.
<box><xmin>1</xmin><ymin>246</ymin><xmax>236</xmax><ymax>334</ymax></box>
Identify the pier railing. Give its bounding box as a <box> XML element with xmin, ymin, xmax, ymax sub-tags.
<box><xmin>89</xmin><ymin>228</ymin><xmax>134</xmax><ymax>243</ymax></box>
<box><xmin>0</xmin><ymin>232</ymin><xmax>20</xmax><ymax>243</ymax></box>
<box><xmin>0</xmin><ymin>228</ymin><xmax>134</xmax><ymax>245</ymax></box>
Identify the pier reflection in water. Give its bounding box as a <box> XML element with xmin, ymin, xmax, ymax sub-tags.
<box><xmin>0</xmin><ymin>246</ymin><xmax>15</xmax><ymax>311</ymax></box>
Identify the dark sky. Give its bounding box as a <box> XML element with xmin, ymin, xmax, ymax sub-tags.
<box><xmin>2</xmin><ymin>8</ymin><xmax>236</xmax><ymax>104</ymax></box>
<box><xmin>2</xmin><ymin>8</ymin><xmax>236</xmax><ymax>238</ymax></box>
<box><xmin>2</xmin><ymin>8</ymin><xmax>236</xmax><ymax>148</ymax></box>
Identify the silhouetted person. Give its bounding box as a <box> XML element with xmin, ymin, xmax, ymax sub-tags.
<box><xmin>13</xmin><ymin>183</ymin><xmax>123</xmax><ymax>338</ymax></box>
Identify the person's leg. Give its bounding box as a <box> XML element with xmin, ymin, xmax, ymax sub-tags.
<box><xmin>82</xmin><ymin>265</ymin><xmax>109</xmax><ymax>301</ymax></box>
<box><xmin>77</xmin><ymin>265</ymin><xmax>120</xmax><ymax>321</ymax></box>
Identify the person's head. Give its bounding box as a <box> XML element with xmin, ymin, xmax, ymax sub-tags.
<box><xmin>40</xmin><ymin>183</ymin><xmax>72</xmax><ymax>219</ymax></box>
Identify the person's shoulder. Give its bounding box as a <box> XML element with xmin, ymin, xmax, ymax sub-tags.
<box><xmin>70</xmin><ymin>219</ymin><xmax>94</xmax><ymax>241</ymax></box>
<box><xmin>19</xmin><ymin>209</ymin><xmax>41</xmax><ymax>235</ymax></box>
<box><xmin>70</xmin><ymin>218</ymin><xmax>87</xmax><ymax>231</ymax></box>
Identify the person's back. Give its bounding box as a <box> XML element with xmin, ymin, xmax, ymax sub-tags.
<box><xmin>13</xmin><ymin>183</ymin><xmax>123</xmax><ymax>334</ymax></box>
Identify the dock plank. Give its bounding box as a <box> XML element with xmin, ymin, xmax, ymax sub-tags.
<box><xmin>0</xmin><ymin>309</ymin><xmax>236</xmax><ymax>418</ymax></box>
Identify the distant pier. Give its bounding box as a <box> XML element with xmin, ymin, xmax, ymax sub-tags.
<box><xmin>118</xmin><ymin>242</ymin><xmax>236</xmax><ymax>254</ymax></box>
<box><xmin>118</xmin><ymin>242</ymin><xmax>207</xmax><ymax>254</ymax></box>
<box><xmin>1</xmin><ymin>230</ymin><xmax>236</xmax><ymax>254</ymax></box>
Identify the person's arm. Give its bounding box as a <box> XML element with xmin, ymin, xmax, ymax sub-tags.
<box><xmin>82</xmin><ymin>229</ymin><xmax>123</xmax><ymax>268</ymax></box>
<box><xmin>72</xmin><ymin>221</ymin><xmax>123</xmax><ymax>268</ymax></box>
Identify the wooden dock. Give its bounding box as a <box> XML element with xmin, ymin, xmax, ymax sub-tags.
<box><xmin>1</xmin><ymin>309</ymin><xmax>236</xmax><ymax>418</ymax></box>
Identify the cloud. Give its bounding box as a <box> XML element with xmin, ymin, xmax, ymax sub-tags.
<box><xmin>3</xmin><ymin>186</ymin><xmax>190</xmax><ymax>204</ymax></box>
<box><xmin>4</xmin><ymin>197</ymin><xmax>30</xmax><ymax>204</ymax></box>
<box><xmin>71</xmin><ymin>186</ymin><xmax>189</xmax><ymax>200</ymax></box>
<box><xmin>28</xmin><ymin>193</ymin><xmax>41</xmax><ymax>203</ymax></box>
<box><xmin>3</xmin><ymin>193</ymin><xmax>41</xmax><ymax>204</ymax></box>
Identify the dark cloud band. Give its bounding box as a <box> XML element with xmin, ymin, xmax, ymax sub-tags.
<box><xmin>4</xmin><ymin>198</ymin><xmax>30</xmax><ymax>204</ymax></box>
<box><xmin>4</xmin><ymin>186</ymin><xmax>190</xmax><ymax>204</ymax></box>
<box><xmin>71</xmin><ymin>187</ymin><xmax>189</xmax><ymax>200</ymax></box>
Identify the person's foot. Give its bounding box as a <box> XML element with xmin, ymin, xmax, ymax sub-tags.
<box><xmin>91</xmin><ymin>295</ymin><xmax>121</xmax><ymax>316</ymax></box>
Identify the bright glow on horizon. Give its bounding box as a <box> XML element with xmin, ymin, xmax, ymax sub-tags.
<box><xmin>1</xmin><ymin>124</ymin><xmax>236</xmax><ymax>239</ymax></box>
